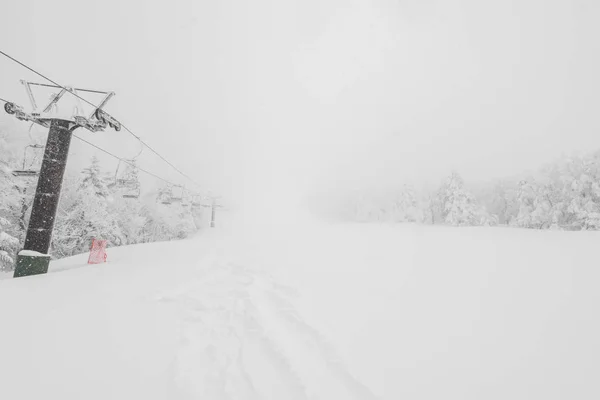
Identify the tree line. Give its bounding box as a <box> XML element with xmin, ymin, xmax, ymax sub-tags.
<box><xmin>308</xmin><ymin>149</ymin><xmax>600</xmax><ymax>231</ymax></box>
<box><xmin>0</xmin><ymin>130</ymin><xmax>202</xmax><ymax>271</ymax></box>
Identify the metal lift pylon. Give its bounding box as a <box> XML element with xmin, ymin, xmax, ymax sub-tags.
<box><xmin>4</xmin><ymin>80</ymin><xmax>120</xmax><ymax>278</ymax></box>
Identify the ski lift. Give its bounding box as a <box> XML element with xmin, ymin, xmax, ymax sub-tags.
<box><xmin>158</xmin><ymin>185</ymin><xmax>173</xmax><ymax>204</ymax></box>
<box><xmin>157</xmin><ymin>184</ymin><xmax>186</xmax><ymax>205</ymax></box>
<box><xmin>113</xmin><ymin>159</ymin><xmax>141</xmax><ymax>199</ymax></box>
<box><xmin>4</xmin><ymin>80</ymin><xmax>120</xmax><ymax>132</ymax></box>
<box><xmin>191</xmin><ymin>194</ymin><xmax>203</xmax><ymax>207</ymax></box>
<box><xmin>121</xmin><ymin>184</ymin><xmax>141</xmax><ymax>199</ymax></box>
<box><xmin>112</xmin><ymin>140</ymin><xmax>143</xmax><ymax>199</ymax></box>
<box><xmin>171</xmin><ymin>185</ymin><xmax>184</xmax><ymax>203</ymax></box>
<box><xmin>199</xmin><ymin>196</ymin><xmax>222</xmax><ymax>209</ymax></box>
<box><xmin>12</xmin><ymin>144</ymin><xmax>44</xmax><ymax>177</ymax></box>
<box><xmin>181</xmin><ymin>189</ymin><xmax>193</xmax><ymax>207</ymax></box>
<box><xmin>12</xmin><ymin>122</ymin><xmax>47</xmax><ymax>178</ymax></box>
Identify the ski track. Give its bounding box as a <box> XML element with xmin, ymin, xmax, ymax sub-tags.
<box><xmin>157</xmin><ymin>258</ymin><xmax>378</xmax><ymax>399</ymax></box>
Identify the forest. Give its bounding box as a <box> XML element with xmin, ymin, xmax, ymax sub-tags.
<box><xmin>0</xmin><ymin>127</ymin><xmax>203</xmax><ymax>271</ymax></box>
<box><xmin>308</xmin><ymin>149</ymin><xmax>600</xmax><ymax>231</ymax></box>
<box><xmin>4</xmin><ymin>117</ymin><xmax>600</xmax><ymax>272</ymax></box>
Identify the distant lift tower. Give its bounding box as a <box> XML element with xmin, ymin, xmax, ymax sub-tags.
<box><xmin>200</xmin><ymin>196</ymin><xmax>222</xmax><ymax>228</ymax></box>
<box><xmin>4</xmin><ymin>80</ymin><xmax>120</xmax><ymax>278</ymax></box>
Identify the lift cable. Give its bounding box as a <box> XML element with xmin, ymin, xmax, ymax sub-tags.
<box><xmin>2</xmin><ymin>91</ymin><xmax>205</xmax><ymax>196</ymax></box>
<box><xmin>72</xmin><ymin>134</ymin><xmax>185</xmax><ymax>188</ymax></box>
<box><xmin>0</xmin><ymin>49</ymin><xmax>203</xmax><ymax>189</ymax></box>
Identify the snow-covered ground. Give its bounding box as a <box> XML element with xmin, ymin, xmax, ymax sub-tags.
<box><xmin>1</xmin><ymin>210</ymin><xmax>599</xmax><ymax>399</ymax></box>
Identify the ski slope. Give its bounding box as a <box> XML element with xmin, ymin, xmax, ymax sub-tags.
<box><xmin>1</xmin><ymin>210</ymin><xmax>600</xmax><ymax>399</ymax></box>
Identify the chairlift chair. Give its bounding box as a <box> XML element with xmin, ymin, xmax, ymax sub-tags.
<box><xmin>191</xmin><ymin>194</ymin><xmax>203</xmax><ymax>208</ymax></box>
<box><xmin>114</xmin><ymin>159</ymin><xmax>141</xmax><ymax>199</ymax></box>
<box><xmin>181</xmin><ymin>190</ymin><xmax>193</xmax><ymax>207</ymax></box>
<box><xmin>199</xmin><ymin>198</ymin><xmax>218</xmax><ymax>208</ymax></box>
<box><xmin>158</xmin><ymin>185</ymin><xmax>173</xmax><ymax>204</ymax></box>
<box><xmin>122</xmin><ymin>187</ymin><xmax>141</xmax><ymax>199</ymax></box>
<box><xmin>120</xmin><ymin>180</ymin><xmax>141</xmax><ymax>199</ymax></box>
<box><xmin>12</xmin><ymin>170</ymin><xmax>39</xmax><ymax>178</ymax></box>
<box><xmin>171</xmin><ymin>185</ymin><xmax>184</xmax><ymax>203</ymax></box>
<box><xmin>12</xmin><ymin>144</ymin><xmax>44</xmax><ymax>177</ymax></box>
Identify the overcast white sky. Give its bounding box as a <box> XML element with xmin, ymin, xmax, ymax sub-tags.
<box><xmin>1</xmin><ymin>0</ymin><xmax>600</xmax><ymax>210</ymax></box>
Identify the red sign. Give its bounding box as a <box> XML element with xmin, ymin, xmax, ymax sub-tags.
<box><xmin>88</xmin><ymin>238</ymin><xmax>108</xmax><ymax>264</ymax></box>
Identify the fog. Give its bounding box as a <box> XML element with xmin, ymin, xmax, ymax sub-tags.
<box><xmin>2</xmin><ymin>0</ymin><xmax>600</xmax><ymax>217</ymax></box>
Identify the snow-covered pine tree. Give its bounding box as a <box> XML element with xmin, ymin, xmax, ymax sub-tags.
<box><xmin>528</xmin><ymin>178</ymin><xmax>564</xmax><ymax>229</ymax></box>
<box><xmin>513</xmin><ymin>180</ymin><xmax>536</xmax><ymax>228</ymax></box>
<box><xmin>0</xmin><ymin>217</ymin><xmax>19</xmax><ymax>271</ymax></box>
<box><xmin>391</xmin><ymin>184</ymin><xmax>419</xmax><ymax>222</ymax></box>
<box><xmin>80</xmin><ymin>156</ymin><xmax>111</xmax><ymax>198</ymax></box>
<box><xmin>52</xmin><ymin>161</ymin><xmax>124</xmax><ymax>258</ymax></box>
<box><xmin>420</xmin><ymin>194</ymin><xmax>436</xmax><ymax>224</ymax></box>
<box><xmin>137</xmin><ymin>204</ymin><xmax>165</xmax><ymax>243</ymax></box>
<box><xmin>566</xmin><ymin>167</ymin><xmax>600</xmax><ymax>230</ymax></box>
<box><xmin>438</xmin><ymin>171</ymin><xmax>490</xmax><ymax>226</ymax></box>
<box><xmin>121</xmin><ymin>160</ymin><xmax>139</xmax><ymax>184</ymax></box>
<box><xmin>0</xmin><ymin>134</ymin><xmax>22</xmax><ymax>270</ymax></box>
<box><xmin>482</xmin><ymin>179</ymin><xmax>518</xmax><ymax>225</ymax></box>
<box><xmin>110</xmin><ymin>196</ymin><xmax>146</xmax><ymax>245</ymax></box>
<box><xmin>172</xmin><ymin>203</ymin><xmax>197</xmax><ymax>239</ymax></box>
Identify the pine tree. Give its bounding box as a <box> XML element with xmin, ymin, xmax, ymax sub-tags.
<box><xmin>438</xmin><ymin>171</ymin><xmax>490</xmax><ymax>226</ymax></box>
<box><xmin>566</xmin><ymin>168</ymin><xmax>600</xmax><ymax>230</ymax></box>
<box><xmin>0</xmin><ymin>217</ymin><xmax>19</xmax><ymax>270</ymax></box>
<box><xmin>420</xmin><ymin>194</ymin><xmax>436</xmax><ymax>224</ymax></box>
<box><xmin>110</xmin><ymin>196</ymin><xmax>146</xmax><ymax>244</ymax></box>
<box><xmin>391</xmin><ymin>184</ymin><xmax>419</xmax><ymax>222</ymax></box>
<box><xmin>485</xmin><ymin>179</ymin><xmax>518</xmax><ymax>225</ymax></box>
<box><xmin>121</xmin><ymin>160</ymin><xmax>139</xmax><ymax>183</ymax></box>
<box><xmin>52</xmin><ymin>164</ymin><xmax>124</xmax><ymax>258</ymax></box>
<box><xmin>528</xmin><ymin>179</ymin><xmax>563</xmax><ymax>229</ymax></box>
<box><xmin>0</xmin><ymin>136</ymin><xmax>22</xmax><ymax>270</ymax></box>
<box><xmin>80</xmin><ymin>156</ymin><xmax>110</xmax><ymax>198</ymax></box>
<box><xmin>53</xmin><ymin>190</ymin><xmax>125</xmax><ymax>258</ymax></box>
<box><xmin>513</xmin><ymin>180</ymin><xmax>537</xmax><ymax>228</ymax></box>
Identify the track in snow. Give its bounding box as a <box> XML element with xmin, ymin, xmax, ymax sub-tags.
<box><xmin>156</xmin><ymin>259</ymin><xmax>377</xmax><ymax>400</ymax></box>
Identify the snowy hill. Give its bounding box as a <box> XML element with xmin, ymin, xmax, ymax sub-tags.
<box><xmin>1</xmin><ymin>212</ymin><xmax>599</xmax><ymax>399</ymax></box>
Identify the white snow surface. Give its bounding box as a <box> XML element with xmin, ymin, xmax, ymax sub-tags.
<box><xmin>1</xmin><ymin>210</ymin><xmax>599</xmax><ymax>399</ymax></box>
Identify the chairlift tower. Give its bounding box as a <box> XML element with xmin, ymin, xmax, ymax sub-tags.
<box><xmin>200</xmin><ymin>195</ymin><xmax>222</xmax><ymax>228</ymax></box>
<box><xmin>4</xmin><ymin>80</ymin><xmax>120</xmax><ymax>278</ymax></box>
